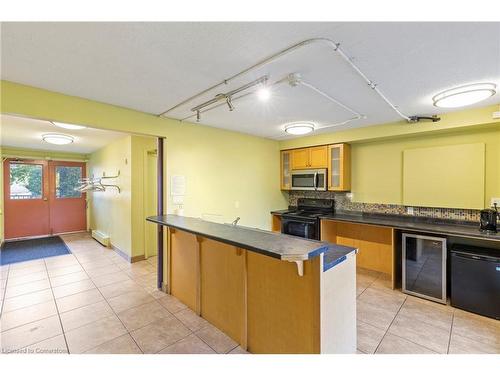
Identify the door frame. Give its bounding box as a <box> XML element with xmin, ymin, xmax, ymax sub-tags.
<box><xmin>3</xmin><ymin>157</ymin><xmax>88</xmax><ymax>241</ymax></box>
<box><xmin>3</xmin><ymin>158</ymin><xmax>50</xmax><ymax>240</ymax></box>
<box><xmin>48</xmin><ymin>160</ymin><xmax>87</xmax><ymax>236</ymax></box>
<box><xmin>143</xmin><ymin>148</ymin><xmax>158</xmax><ymax>259</ymax></box>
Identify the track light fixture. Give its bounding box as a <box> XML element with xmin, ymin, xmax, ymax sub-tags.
<box><xmin>189</xmin><ymin>76</ymin><xmax>268</xmax><ymax>121</ymax></box>
<box><xmin>226</xmin><ymin>96</ymin><xmax>235</xmax><ymax>111</ymax></box>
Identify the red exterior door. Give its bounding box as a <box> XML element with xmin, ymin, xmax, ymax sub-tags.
<box><xmin>4</xmin><ymin>159</ymin><xmax>50</xmax><ymax>239</ymax></box>
<box><xmin>3</xmin><ymin>158</ymin><xmax>87</xmax><ymax>240</ymax></box>
<box><xmin>48</xmin><ymin>161</ymin><xmax>87</xmax><ymax>234</ymax></box>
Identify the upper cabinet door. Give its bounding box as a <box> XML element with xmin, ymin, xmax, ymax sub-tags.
<box><xmin>291</xmin><ymin>146</ymin><xmax>328</xmax><ymax>169</ymax></box>
<box><xmin>308</xmin><ymin>146</ymin><xmax>328</xmax><ymax>168</ymax></box>
<box><xmin>291</xmin><ymin>148</ymin><xmax>309</xmax><ymax>169</ymax></box>
<box><xmin>328</xmin><ymin>144</ymin><xmax>351</xmax><ymax>191</ymax></box>
<box><xmin>280</xmin><ymin>150</ymin><xmax>291</xmax><ymax>190</ymax></box>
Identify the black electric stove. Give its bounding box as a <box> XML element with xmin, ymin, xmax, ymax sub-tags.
<box><xmin>281</xmin><ymin>198</ymin><xmax>334</xmax><ymax>240</ymax></box>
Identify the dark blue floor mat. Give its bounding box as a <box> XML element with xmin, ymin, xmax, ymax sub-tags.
<box><xmin>0</xmin><ymin>236</ymin><xmax>71</xmax><ymax>265</ymax></box>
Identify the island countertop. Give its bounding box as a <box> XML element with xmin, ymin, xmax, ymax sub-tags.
<box><xmin>147</xmin><ymin>214</ymin><xmax>354</xmax><ymax>261</ymax></box>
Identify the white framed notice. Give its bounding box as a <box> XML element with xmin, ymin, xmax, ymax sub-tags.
<box><xmin>170</xmin><ymin>175</ymin><xmax>186</xmax><ymax>196</ymax></box>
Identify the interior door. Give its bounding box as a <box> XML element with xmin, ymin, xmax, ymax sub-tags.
<box><xmin>48</xmin><ymin>161</ymin><xmax>87</xmax><ymax>234</ymax></box>
<box><xmin>144</xmin><ymin>150</ymin><xmax>158</xmax><ymax>258</ymax></box>
<box><xmin>3</xmin><ymin>159</ymin><xmax>50</xmax><ymax>239</ymax></box>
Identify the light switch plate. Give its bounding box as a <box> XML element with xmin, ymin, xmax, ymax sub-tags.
<box><xmin>491</xmin><ymin>198</ymin><xmax>500</xmax><ymax>207</ymax></box>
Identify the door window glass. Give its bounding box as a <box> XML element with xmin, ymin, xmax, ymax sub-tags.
<box><xmin>55</xmin><ymin>166</ymin><xmax>82</xmax><ymax>198</ymax></box>
<box><xmin>9</xmin><ymin>163</ymin><xmax>43</xmax><ymax>199</ymax></box>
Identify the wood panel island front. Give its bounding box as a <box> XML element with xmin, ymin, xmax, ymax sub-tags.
<box><xmin>146</xmin><ymin>215</ymin><xmax>358</xmax><ymax>354</ymax></box>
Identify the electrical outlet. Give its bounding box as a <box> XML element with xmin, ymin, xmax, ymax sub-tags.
<box><xmin>491</xmin><ymin>198</ymin><xmax>500</xmax><ymax>207</ymax></box>
<box><xmin>407</xmin><ymin>206</ymin><xmax>414</xmax><ymax>215</ymax></box>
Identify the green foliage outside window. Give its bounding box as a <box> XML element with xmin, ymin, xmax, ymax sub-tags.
<box><xmin>10</xmin><ymin>164</ymin><xmax>42</xmax><ymax>199</ymax></box>
<box><xmin>9</xmin><ymin>164</ymin><xmax>82</xmax><ymax>199</ymax></box>
<box><xmin>56</xmin><ymin>166</ymin><xmax>82</xmax><ymax>198</ymax></box>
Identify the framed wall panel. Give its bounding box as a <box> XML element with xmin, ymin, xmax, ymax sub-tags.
<box><xmin>403</xmin><ymin>143</ymin><xmax>485</xmax><ymax>209</ymax></box>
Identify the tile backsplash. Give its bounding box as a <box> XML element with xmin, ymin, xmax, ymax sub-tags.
<box><xmin>288</xmin><ymin>191</ymin><xmax>481</xmax><ymax>222</ymax></box>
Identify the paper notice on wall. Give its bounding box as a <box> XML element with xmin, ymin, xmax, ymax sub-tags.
<box><xmin>171</xmin><ymin>175</ymin><xmax>186</xmax><ymax>196</ymax></box>
<box><xmin>172</xmin><ymin>195</ymin><xmax>184</xmax><ymax>205</ymax></box>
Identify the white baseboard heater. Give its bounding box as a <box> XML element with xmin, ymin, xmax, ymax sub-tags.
<box><xmin>92</xmin><ymin>230</ymin><xmax>110</xmax><ymax>247</ymax></box>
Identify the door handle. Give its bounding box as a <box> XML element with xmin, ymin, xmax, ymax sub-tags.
<box><xmin>313</xmin><ymin>172</ymin><xmax>318</xmax><ymax>190</ymax></box>
<box><xmin>43</xmin><ymin>197</ymin><xmax>48</xmax><ymax>201</ymax></box>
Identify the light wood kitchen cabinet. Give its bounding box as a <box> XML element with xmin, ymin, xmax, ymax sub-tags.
<box><xmin>309</xmin><ymin>146</ymin><xmax>328</xmax><ymax>168</ymax></box>
<box><xmin>291</xmin><ymin>146</ymin><xmax>328</xmax><ymax>169</ymax></box>
<box><xmin>328</xmin><ymin>143</ymin><xmax>351</xmax><ymax>191</ymax></box>
<box><xmin>280</xmin><ymin>150</ymin><xmax>291</xmax><ymax>190</ymax></box>
<box><xmin>320</xmin><ymin>219</ymin><xmax>396</xmax><ymax>289</ymax></box>
<box><xmin>291</xmin><ymin>148</ymin><xmax>309</xmax><ymax>169</ymax></box>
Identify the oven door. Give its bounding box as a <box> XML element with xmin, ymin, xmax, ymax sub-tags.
<box><xmin>281</xmin><ymin>218</ymin><xmax>318</xmax><ymax>240</ymax></box>
<box><xmin>291</xmin><ymin>169</ymin><xmax>327</xmax><ymax>191</ymax></box>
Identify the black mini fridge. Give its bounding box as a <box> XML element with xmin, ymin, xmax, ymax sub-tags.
<box><xmin>451</xmin><ymin>245</ymin><xmax>500</xmax><ymax>320</ymax></box>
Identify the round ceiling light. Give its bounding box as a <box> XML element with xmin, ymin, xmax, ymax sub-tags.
<box><xmin>52</xmin><ymin>121</ymin><xmax>87</xmax><ymax>130</ymax></box>
<box><xmin>284</xmin><ymin>122</ymin><xmax>315</xmax><ymax>135</ymax></box>
<box><xmin>42</xmin><ymin>133</ymin><xmax>74</xmax><ymax>145</ymax></box>
<box><xmin>432</xmin><ymin>83</ymin><xmax>496</xmax><ymax>108</ymax></box>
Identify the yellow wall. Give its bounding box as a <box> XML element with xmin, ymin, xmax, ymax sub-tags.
<box><xmin>402</xmin><ymin>143</ymin><xmax>485</xmax><ymax>209</ymax></box>
<box><xmin>348</xmin><ymin>128</ymin><xmax>500</xmax><ymax>207</ymax></box>
<box><xmin>0</xmin><ymin>146</ymin><xmax>88</xmax><ymax>161</ymax></box>
<box><xmin>0</xmin><ymin>149</ymin><xmax>3</xmax><ymax>243</ymax></box>
<box><xmin>280</xmin><ymin>105</ymin><xmax>500</xmax><ymax>149</ymax></box>
<box><xmin>3</xmin><ymin>79</ymin><xmax>498</xmax><ymax>239</ymax></box>
<box><xmin>130</xmin><ymin>135</ymin><xmax>157</xmax><ymax>258</ymax></box>
<box><xmin>281</xmin><ymin>124</ymin><xmax>500</xmax><ymax>209</ymax></box>
<box><xmin>0</xmin><ymin>146</ymin><xmax>88</xmax><ymax>243</ymax></box>
<box><xmin>1</xmin><ymin>81</ymin><xmax>288</xmax><ymax>236</ymax></box>
<box><xmin>87</xmin><ymin>135</ymin><xmax>131</xmax><ymax>256</ymax></box>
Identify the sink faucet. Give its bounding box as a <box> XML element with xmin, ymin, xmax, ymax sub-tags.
<box><xmin>232</xmin><ymin>217</ymin><xmax>241</xmax><ymax>226</ymax></box>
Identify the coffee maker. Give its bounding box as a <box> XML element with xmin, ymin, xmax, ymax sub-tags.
<box><xmin>480</xmin><ymin>203</ymin><xmax>498</xmax><ymax>233</ymax></box>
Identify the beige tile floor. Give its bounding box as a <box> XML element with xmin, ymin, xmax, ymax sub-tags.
<box><xmin>356</xmin><ymin>268</ymin><xmax>500</xmax><ymax>354</ymax></box>
<box><xmin>1</xmin><ymin>232</ymin><xmax>498</xmax><ymax>354</ymax></box>
<box><xmin>0</xmin><ymin>233</ymin><xmax>244</xmax><ymax>354</ymax></box>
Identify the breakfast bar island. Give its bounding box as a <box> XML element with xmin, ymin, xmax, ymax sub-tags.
<box><xmin>146</xmin><ymin>215</ymin><xmax>357</xmax><ymax>354</ymax></box>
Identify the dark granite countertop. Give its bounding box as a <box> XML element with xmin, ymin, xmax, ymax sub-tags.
<box><xmin>270</xmin><ymin>209</ymin><xmax>291</xmax><ymax>216</ymax></box>
<box><xmin>147</xmin><ymin>214</ymin><xmax>357</xmax><ymax>262</ymax></box>
<box><xmin>323</xmin><ymin>212</ymin><xmax>500</xmax><ymax>242</ymax></box>
<box><xmin>271</xmin><ymin>209</ymin><xmax>500</xmax><ymax>242</ymax></box>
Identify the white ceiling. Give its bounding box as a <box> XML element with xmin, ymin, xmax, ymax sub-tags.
<box><xmin>1</xmin><ymin>22</ymin><xmax>499</xmax><ymax>139</ymax></box>
<box><xmin>0</xmin><ymin>114</ymin><xmax>128</xmax><ymax>154</ymax></box>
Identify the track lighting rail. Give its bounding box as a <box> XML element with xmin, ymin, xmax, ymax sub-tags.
<box><xmin>190</xmin><ymin>75</ymin><xmax>268</xmax><ymax>113</ymax></box>
<box><xmin>179</xmin><ymin>72</ymin><xmax>364</xmax><ymax>127</ymax></box>
<box><xmin>159</xmin><ymin>37</ymin><xmax>415</xmax><ymax>122</ymax></box>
